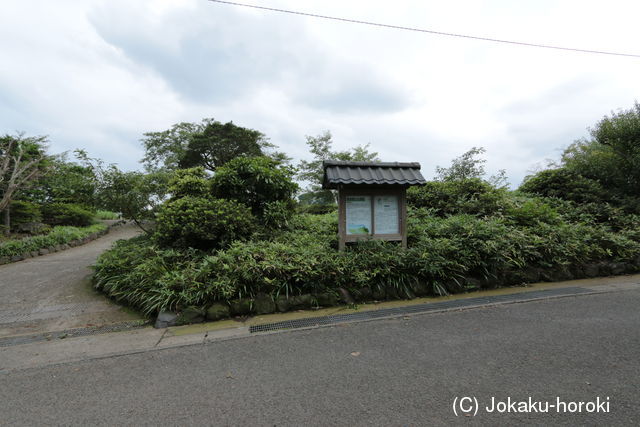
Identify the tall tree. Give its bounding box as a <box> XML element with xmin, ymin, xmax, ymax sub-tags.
<box><xmin>141</xmin><ymin>118</ymin><xmax>288</xmax><ymax>173</ymax></box>
<box><xmin>436</xmin><ymin>146</ymin><xmax>508</xmax><ymax>187</ymax></box>
<box><xmin>0</xmin><ymin>133</ymin><xmax>49</xmax><ymax>233</ymax></box>
<box><xmin>297</xmin><ymin>131</ymin><xmax>379</xmax><ymax>203</ymax></box>
<box><xmin>562</xmin><ymin>102</ymin><xmax>640</xmax><ymax>197</ymax></box>
<box><xmin>97</xmin><ymin>167</ymin><xmax>169</xmax><ymax>233</ymax></box>
<box><xmin>20</xmin><ymin>150</ymin><xmax>98</xmax><ymax>208</ymax></box>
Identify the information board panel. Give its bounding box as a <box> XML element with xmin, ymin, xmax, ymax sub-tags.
<box><xmin>346</xmin><ymin>196</ymin><xmax>372</xmax><ymax>235</ymax></box>
<box><xmin>374</xmin><ymin>195</ymin><xmax>399</xmax><ymax>234</ymax></box>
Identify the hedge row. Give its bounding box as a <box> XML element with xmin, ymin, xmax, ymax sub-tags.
<box><xmin>0</xmin><ymin>223</ymin><xmax>109</xmax><ymax>261</ymax></box>
<box><xmin>93</xmin><ymin>210</ymin><xmax>640</xmax><ymax>317</ymax></box>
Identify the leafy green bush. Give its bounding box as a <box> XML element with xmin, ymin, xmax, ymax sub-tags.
<box><xmin>0</xmin><ymin>223</ymin><xmax>107</xmax><ymax>258</ymax></box>
<box><xmin>297</xmin><ymin>203</ymin><xmax>337</xmax><ymax>215</ymax></box>
<box><xmin>519</xmin><ymin>168</ymin><xmax>607</xmax><ymax>204</ymax></box>
<box><xmin>154</xmin><ymin>196</ymin><xmax>255</xmax><ymax>250</ymax></box>
<box><xmin>407</xmin><ymin>178</ymin><xmax>507</xmax><ymax>217</ymax></box>
<box><xmin>261</xmin><ymin>200</ymin><xmax>296</xmax><ymax>230</ymax></box>
<box><xmin>93</xmin><ymin>203</ymin><xmax>640</xmax><ymax>317</ymax></box>
<box><xmin>167</xmin><ymin>167</ymin><xmax>210</xmax><ymax>199</ymax></box>
<box><xmin>93</xmin><ymin>236</ymin><xmax>233</xmax><ymax>315</ymax></box>
<box><xmin>10</xmin><ymin>200</ymin><xmax>42</xmax><ymax>229</ymax></box>
<box><xmin>42</xmin><ymin>203</ymin><xmax>95</xmax><ymax>226</ymax></box>
<box><xmin>95</xmin><ymin>210</ymin><xmax>120</xmax><ymax>220</ymax></box>
<box><xmin>211</xmin><ymin>156</ymin><xmax>298</xmax><ymax>218</ymax></box>
<box><xmin>505</xmin><ymin>198</ymin><xmax>560</xmax><ymax>227</ymax></box>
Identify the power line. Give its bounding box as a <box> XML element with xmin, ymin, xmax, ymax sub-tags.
<box><xmin>208</xmin><ymin>0</ymin><xmax>640</xmax><ymax>59</ymax></box>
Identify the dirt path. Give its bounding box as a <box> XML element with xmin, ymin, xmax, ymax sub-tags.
<box><xmin>0</xmin><ymin>223</ymin><xmax>143</xmax><ymax>338</ymax></box>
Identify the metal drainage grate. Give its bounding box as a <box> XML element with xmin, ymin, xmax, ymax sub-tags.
<box><xmin>249</xmin><ymin>287</ymin><xmax>593</xmax><ymax>333</ymax></box>
<box><xmin>0</xmin><ymin>320</ymin><xmax>149</xmax><ymax>348</ymax></box>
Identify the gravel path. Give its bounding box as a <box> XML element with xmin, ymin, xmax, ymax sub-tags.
<box><xmin>0</xmin><ymin>223</ymin><xmax>142</xmax><ymax>338</ymax></box>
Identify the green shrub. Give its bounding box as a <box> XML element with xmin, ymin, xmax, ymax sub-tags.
<box><xmin>93</xmin><ymin>236</ymin><xmax>233</xmax><ymax>315</ymax></box>
<box><xmin>297</xmin><ymin>203</ymin><xmax>337</xmax><ymax>215</ymax></box>
<box><xmin>95</xmin><ymin>210</ymin><xmax>120</xmax><ymax>220</ymax></box>
<box><xmin>505</xmin><ymin>198</ymin><xmax>560</xmax><ymax>227</ymax></box>
<box><xmin>211</xmin><ymin>156</ymin><xmax>298</xmax><ymax>218</ymax></box>
<box><xmin>10</xmin><ymin>200</ymin><xmax>42</xmax><ymax>229</ymax></box>
<box><xmin>167</xmin><ymin>167</ymin><xmax>210</xmax><ymax>199</ymax></box>
<box><xmin>407</xmin><ymin>178</ymin><xmax>507</xmax><ymax>217</ymax></box>
<box><xmin>42</xmin><ymin>203</ymin><xmax>95</xmax><ymax>226</ymax></box>
<box><xmin>0</xmin><ymin>223</ymin><xmax>107</xmax><ymax>258</ymax></box>
<box><xmin>519</xmin><ymin>168</ymin><xmax>607</xmax><ymax>204</ymax></box>
<box><xmin>154</xmin><ymin>196</ymin><xmax>255</xmax><ymax>250</ymax></box>
<box><xmin>93</xmin><ymin>207</ymin><xmax>640</xmax><ymax>317</ymax></box>
<box><xmin>261</xmin><ymin>200</ymin><xmax>296</xmax><ymax>230</ymax></box>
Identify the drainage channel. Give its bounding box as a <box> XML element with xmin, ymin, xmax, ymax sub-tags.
<box><xmin>0</xmin><ymin>320</ymin><xmax>150</xmax><ymax>348</ymax></box>
<box><xmin>249</xmin><ymin>286</ymin><xmax>594</xmax><ymax>333</ymax></box>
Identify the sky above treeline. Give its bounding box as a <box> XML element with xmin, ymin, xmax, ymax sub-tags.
<box><xmin>1</xmin><ymin>0</ymin><xmax>639</xmax><ymax>187</ymax></box>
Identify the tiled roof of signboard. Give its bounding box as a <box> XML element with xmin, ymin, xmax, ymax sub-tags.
<box><xmin>322</xmin><ymin>161</ymin><xmax>426</xmax><ymax>189</ymax></box>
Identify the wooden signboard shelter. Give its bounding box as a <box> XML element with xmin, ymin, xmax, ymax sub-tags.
<box><xmin>322</xmin><ymin>161</ymin><xmax>426</xmax><ymax>250</ymax></box>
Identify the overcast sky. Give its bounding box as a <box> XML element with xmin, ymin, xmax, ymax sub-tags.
<box><xmin>1</xmin><ymin>0</ymin><xmax>639</xmax><ymax>187</ymax></box>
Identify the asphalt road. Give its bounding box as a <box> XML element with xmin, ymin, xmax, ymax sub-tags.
<box><xmin>1</xmin><ymin>288</ymin><xmax>639</xmax><ymax>426</ymax></box>
<box><xmin>0</xmin><ymin>223</ymin><xmax>141</xmax><ymax>338</ymax></box>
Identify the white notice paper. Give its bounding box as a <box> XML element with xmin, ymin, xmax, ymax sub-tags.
<box><xmin>346</xmin><ymin>196</ymin><xmax>371</xmax><ymax>235</ymax></box>
<box><xmin>374</xmin><ymin>195</ymin><xmax>399</xmax><ymax>234</ymax></box>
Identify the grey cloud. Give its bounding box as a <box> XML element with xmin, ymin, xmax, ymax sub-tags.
<box><xmin>295</xmin><ymin>73</ymin><xmax>410</xmax><ymax>113</ymax></box>
<box><xmin>88</xmin><ymin>3</ymin><xmax>411</xmax><ymax>113</ymax></box>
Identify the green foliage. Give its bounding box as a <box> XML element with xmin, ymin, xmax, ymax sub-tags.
<box><xmin>435</xmin><ymin>146</ymin><xmax>487</xmax><ymax>181</ymax></box>
<box><xmin>519</xmin><ymin>168</ymin><xmax>606</xmax><ymax>204</ymax></box>
<box><xmin>556</xmin><ymin>103</ymin><xmax>640</xmax><ymax>202</ymax></box>
<box><xmin>298</xmin><ymin>189</ymin><xmax>336</xmax><ymax>206</ymax></box>
<box><xmin>179</xmin><ymin>120</ymin><xmax>266</xmax><ymax>171</ymax></box>
<box><xmin>93</xmin><ymin>236</ymin><xmax>235</xmax><ymax>315</ymax></box>
<box><xmin>590</xmin><ymin>102</ymin><xmax>640</xmax><ymax>195</ymax></box>
<box><xmin>297</xmin><ymin>203</ymin><xmax>337</xmax><ymax>215</ymax></box>
<box><xmin>42</xmin><ymin>203</ymin><xmax>94</xmax><ymax>227</ymax></box>
<box><xmin>95</xmin><ymin>210</ymin><xmax>120</xmax><ymax>220</ymax></box>
<box><xmin>407</xmin><ymin>178</ymin><xmax>507</xmax><ymax>217</ymax></box>
<box><xmin>93</xmin><ymin>107</ymin><xmax>640</xmax><ymax>319</ymax></box>
<box><xmin>98</xmin><ymin>167</ymin><xmax>169</xmax><ymax>232</ymax></box>
<box><xmin>505</xmin><ymin>198</ymin><xmax>560</xmax><ymax>227</ymax></box>
<box><xmin>0</xmin><ymin>223</ymin><xmax>106</xmax><ymax>258</ymax></box>
<box><xmin>167</xmin><ymin>167</ymin><xmax>209</xmax><ymax>199</ymax></box>
<box><xmin>1</xmin><ymin>132</ymin><xmax>50</xmax><ymax>215</ymax></box>
<box><xmin>261</xmin><ymin>200</ymin><xmax>296</xmax><ymax>230</ymax></box>
<box><xmin>10</xmin><ymin>200</ymin><xmax>42</xmax><ymax>228</ymax></box>
<box><xmin>435</xmin><ymin>146</ymin><xmax>508</xmax><ymax>187</ymax></box>
<box><xmin>23</xmin><ymin>152</ymin><xmax>98</xmax><ymax>208</ymax></box>
<box><xmin>155</xmin><ymin>196</ymin><xmax>255</xmax><ymax>250</ymax></box>
<box><xmin>93</xmin><ymin>203</ymin><xmax>640</xmax><ymax>316</ymax></box>
<box><xmin>211</xmin><ymin>156</ymin><xmax>298</xmax><ymax>218</ymax></box>
<box><xmin>297</xmin><ymin>130</ymin><xmax>379</xmax><ymax>192</ymax></box>
<box><xmin>141</xmin><ymin>118</ymin><xmax>288</xmax><ymax>173</ymax></box>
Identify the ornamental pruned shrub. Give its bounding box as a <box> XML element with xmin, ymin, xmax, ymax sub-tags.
<box><xmin>167</xmin><ymin>167</ymin><xmax>210</xmax><ymax>199</ymax></box>
<box><xmin>211</xmin><ymin>156</ymin><xmax>298</xmax><ymax>218</ymax></box>
<box><xmin>407</xmin><ymin>178</ymin><xmax>507</xmax><ymax>217</ymax></box>
<box><xmin>519</xmin><ymin>168</ymin><xmax>607</xmax><ymax>204</ymax></box>
<box><xmin>154</xmin><ymin>196</ymin><xmax>255</xmax><ymax>250</ymax></box>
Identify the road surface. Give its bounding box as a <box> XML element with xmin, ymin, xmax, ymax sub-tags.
<box><xmin>1</xmin><ymin>285</ymin><xmax>638</xmax><ymax>425</ymax></box>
